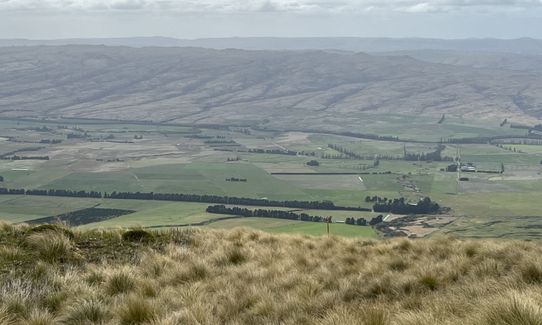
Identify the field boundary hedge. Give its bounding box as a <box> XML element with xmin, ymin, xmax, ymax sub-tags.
<box><xmin>0</xmin><ymin>187</ymin><xmax>371</xmax><ymax>211</ymax></box>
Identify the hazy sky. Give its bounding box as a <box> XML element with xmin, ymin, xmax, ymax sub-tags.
<box><xmin>1</xmin><ymin>0</ymin><xmax>542</xmax><ymax>39</ymax></box>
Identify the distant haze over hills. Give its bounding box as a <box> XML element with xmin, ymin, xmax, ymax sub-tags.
<box><xmin>2</xmin><ymin>37</ymin><xmax>542</xmax><ymax>55</ymax></box>
<box><xmin>2</xmin><ymin>44</ymin><xmax>542</xmax><ymax>129</ymax></box>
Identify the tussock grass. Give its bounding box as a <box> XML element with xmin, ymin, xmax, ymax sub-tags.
<box><xmin>2</xmin><ymin>223</ymin><xmax>542</xmax><ymax>323</ymax></box>
<box><xmin>480</xmin><ymin>292</ymin><xmax>542</xmax><ymax>325</ymax></box>
<box><xmin>61</xmin><ymin>297</ymin><xmax>109</xmax><ymax>324</ymax></box>
<box><xmin>24</xmin><ymin>231</ymin><xmax>75</xmax><ymax>263</ymax></box>
<box><xmin>118</xmin><ymin>295</ymin><xmax>157</xmax><ymax>325</ymax></box>
<box><xmin>106</xmin><ymin>270</ymin><xmax>136</xmax><ymax>295</ymax></box>
<box><xmin>25</xmin><ymin>309</ymin><xmax>56</xmax><ymax>325</ymax></box>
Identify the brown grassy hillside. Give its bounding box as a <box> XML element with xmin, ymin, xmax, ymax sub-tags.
<box><xmin>1</xmin><ymin>222</ymin><xmax>542</xmax><ymax>324</ymax></box>
<box><xmin>2</xmin><ymin>46</ymin><xmax>542</xmax><ymax>125</ymax></box>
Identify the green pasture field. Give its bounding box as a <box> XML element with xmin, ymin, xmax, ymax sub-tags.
<box><xmin>359</xmin><ymin>174</ymin><xmax>404</xmax><ymax>192</ymax></box>
<box><xmin>39</xmin><ymin>163</ymin><xmax>308</xmax><ymax>199</ymax></box>
<box><xmin>206</xmin><ymin>217</ymin><xmax>376</xmax><ymax>238</ymax></box>
<box><xmin>12</xmin><ymin>161</ymin><xmax>421</xmax><ymax>207</ymax></box>
<box><xmin>336</xmin><ymin>140</ymin><xmax>436</xmax><ymax>157</ymax></box>
<box><xmin>131</xmin><ymin>163</ymin><xmax>311</xmax><ymax>200</ymax></box>
<box><xmin>82</xmin><ymin>201</ymin><xmax>215</xmax><ymax>229</ymax></box>
<box><xmin>443</xmin><ymin>215</ymin><xmax>542</xmax><ymax>240</ymax></box>
<box><xmin>246</xmin><ymin>155</ymin><xmax>435</xmax><ymax>175</ymax></box>
<box><xmin>442</xmin><ymin>143</ymin><xmax>542</xmax><ymax>165</ymax></box>
<box><xmin>0</xmin><ymin>115</ymin><xmax>529</xmax><ymax>148</ymax></box>
<box><xmin>5</xmin><ymin>158</ymin><xmax>516</xmax><ymax>212</ymax></box>
<box><xmin>273</xmin><ymin>174</ymin><xmax>366</xmax><ymax>190</ymax></box>
<box><xmin>0</xmin><ymin>195</ymin><xmax>101</xmax><ymax>223</ymax></box>
<box><xmin>432</xmin><ymin>191</ymin><xmax>542</xmax><ymax>218</ymax></box>
<box><xmin>505</xmin><ymin>144</ymin><xmax>542</xmax><ymax>155</ymax></box>
<box><xmin>284</xmin><ymin>134</ymin><xmax>347</xmax><ymax>153</ymax></box>
<box><xmin>41</xmin><ymin>170</ymin><xmax>145</xmax><ymax>193</ymax></box>
<box><xmin>499</xmin><ymin>180</ymin><xmax>542</xmax><ymax>192</ymax></box>
<box><xmin>295</xmin><ymin>209</ymin><xmax>380</xmax><ymax>222</ymax></box>
<box><xmin>241</xmin><ymin>154</ymin><xmax>307</xmax><ymax>164</ymax></box>
<box><xmin>338</xmin><ymin>114</ymin><xmax>527</xmax><ymax>141</ymax></box>
<box><xmin>0</xmin><ymin>117</ymin><xmax>196</xmax><ymax>134</ymax></box>
<box><xmin>265</xmin><ymin>114</ymin><xmax>525</xmax><ymax>142</ymax></box>
<box><xmin>427</xmin><ymin>172</ymin><xmax>458</xmax><ymax>194</ymax></box>
<box><xmin>311</xmin><ymin>159</ymin><xmax>377</xmax><ymax>173</ymax></box>
<box><xmin>299</xmin><ymin>188</ymin><xmax>372</xmax><ymax>208</ymax></box>
<box><xmin>0</xmin><ymin>195</ymin><xmax>378</xmax><ymax>237</ymax></box>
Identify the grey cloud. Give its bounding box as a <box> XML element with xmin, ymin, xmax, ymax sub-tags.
<box><xmin>1</xmin><ymin>0</ymin><xmax>542</xmax><ymax>13</ymax></box>
<box><xmin>109</xmin><ymin>0</ymin><xmax>147</xmax><ymax>10</ymax></box>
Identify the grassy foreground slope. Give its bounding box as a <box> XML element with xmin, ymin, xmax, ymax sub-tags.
<box><xmin>2</xmin><ymin>223</ymin><xmax>542</xmax><ymax>324</ymax></box>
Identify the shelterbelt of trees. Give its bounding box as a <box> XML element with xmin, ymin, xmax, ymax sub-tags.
<box><xmin>404</xmin><ymin>144</ymin><xmax>453</xmax><ymax>162</ymax></box>
<box><xmin>0</xmin><ymin>155</ymin><xmax>50</xmax><ymax>161</ymax></box>
<box><xmin>248</xmin><ymin>148</ymin><xmax>299</xmax><ymax>156</ymax></box>
<box><xmin>205</xmin><ymin>205</ymin><xmax>384</xmax><ymax>227</ymax></box>
<box><xmin>372</xmin><ymin>197</ymin><xmax>441</xmax><ymax>214</ymax></box>
<box><xmin>0</xmin><ymin>188</ymin><xmax>371</xmax><ymax>211</ymax></box>
<box><xmin>206</xmin><ymin>205</ymin><xmax>332</xmax><ymax>223</ymax></box>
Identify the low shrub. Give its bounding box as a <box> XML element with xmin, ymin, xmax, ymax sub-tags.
<box><xmin>226</xmin><ymin>247</ymin><xmax>247</xmax><ymax>265</ymax></box>
<box><xmin>520</xmin><ymin>263</ymin><xmax>542</xmax><ymax>284</ymax></box>
<box><xmin>121</xmin><ymin>230</ymin><xmax>153</xmax><ymax>243</ymax></box>
<box><xmin>418</xmin><ymin>273</ymin><xmax>439</xmax><ymax>291</ymax></box>
<box><xmin>28</xmin><ymin>224</ymin><xmax>75</xmax><ymax>240</ymax></box>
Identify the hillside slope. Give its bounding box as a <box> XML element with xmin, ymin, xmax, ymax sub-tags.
<box><xmin>379</xmin><ymin>49</ymin><xmax>542</xmax><ymax>74</ymax></box>
<box><xmin>1</xmin><ymin>46</ymin><xmax>542</xmax><ymax>128</ymax></box>
<box><xmin>2</xmin><ymin>223</ymin><xmax>542</xmax><ymax>324</ymax></box>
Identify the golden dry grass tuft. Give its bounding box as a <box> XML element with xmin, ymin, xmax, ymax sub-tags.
<box><xmin>24</xmin><ymin>231</ymin><xmax>75</xmax><ymax>263</ymax></box>
<box><xmin>1</xmin><ymin>223</ymin><xmax>542</xmax><ymax>324</ymax></box>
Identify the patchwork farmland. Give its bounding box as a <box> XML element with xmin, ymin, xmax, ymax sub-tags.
<box><xmin>1</xmin><ymin>115</ymin><xmax>542</xmax><ymax>238</ymax></box>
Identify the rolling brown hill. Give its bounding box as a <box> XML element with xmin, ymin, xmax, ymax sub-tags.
<box><xmin>1</xmin><ymin>45</ymin><xmax>542</xmax><ymax>129</ymax></box>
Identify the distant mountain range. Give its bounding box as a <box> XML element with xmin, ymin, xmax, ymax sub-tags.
<box><xmin>2</xmin><ymin>37</ymin><xmax>542</xmax><ymax>55</ymax></box>
<box><xmin>1</xmin><ymin>43</ymin><xmax>542</xmax><ymax>128</ymax></box>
